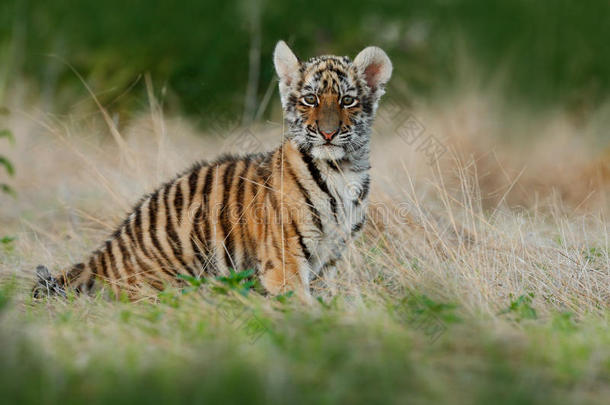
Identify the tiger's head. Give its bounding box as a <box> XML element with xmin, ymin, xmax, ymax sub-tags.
<box><xmin>273</xmin><ymin>41</ymin><xmax>392</xmax><ymax>163</ymax></box>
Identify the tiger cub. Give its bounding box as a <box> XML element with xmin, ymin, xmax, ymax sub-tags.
<box><xmin>33</xmin><ymin>41</ymin><xmax>392</xmax><ymax>300</ymax></box>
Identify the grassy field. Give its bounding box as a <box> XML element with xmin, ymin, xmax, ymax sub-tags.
<box><xmin>1</xmin><ymin>89</ymin><xmax>609</xmax><ymax>404</ymax></box>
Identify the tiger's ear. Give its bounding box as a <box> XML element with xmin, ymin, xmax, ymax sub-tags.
<box><xmin>274</xmin><ymin>41</ymin><xmax>300</xmax><ymax>105</ymax></box>
<box><xmin>353</xmin><ymin>46</ymin><xmax>392</xmax><ymax>96</ymax></box>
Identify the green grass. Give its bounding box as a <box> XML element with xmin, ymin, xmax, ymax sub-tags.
<box><xmin>0</xmin><ymin>278</ymin><xmax>608</xmax><ymax>405</ymax></box>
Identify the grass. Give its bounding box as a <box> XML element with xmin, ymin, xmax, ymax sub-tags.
<box><xmin>0</xmin><ymin>282</ymin><xmax>608</xmax><ymax>404</ymax></box>
<box><xmin>0</xmin><ymin>88</ymin><xmax>609</xmax><ymax>403</ymax></box>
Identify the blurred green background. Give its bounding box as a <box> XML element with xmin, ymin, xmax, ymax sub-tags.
<box><xmin>0</xmin><ymin>0</ymin><xmax>609</xmax><ymax>125</ymax></box>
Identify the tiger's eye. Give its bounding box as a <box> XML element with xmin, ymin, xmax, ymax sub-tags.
<box><xmin>342</xmin><ymin>96</ymin><xmax>356</xmax><ymax>106</ymax></box>
<box><xmin>303</xmin><ymin>94</ymin><xmax>317</xmax><ymax>105</ymax></box>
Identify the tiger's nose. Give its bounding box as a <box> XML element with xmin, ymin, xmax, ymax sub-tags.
<box><xmin>320</xmin><ymin>128</ymin><xmax>339</xmax><ymax>141</ymax></box>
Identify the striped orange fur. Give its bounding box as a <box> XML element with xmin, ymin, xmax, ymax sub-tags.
<box><xmin>33</xmin><ymin>41</ymin><xmax>392</xmax><ymax>301</ymax></box>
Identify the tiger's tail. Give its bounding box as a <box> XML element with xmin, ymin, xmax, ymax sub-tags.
<box><xmin>32</xmin><ymin>262</ymin><xmax>95</xmax><ymax>299</ymax></box>
<box><xmin>32</xmin><ymin>266</ymin><xmax>67</xmax><ymax>299</ymax></box>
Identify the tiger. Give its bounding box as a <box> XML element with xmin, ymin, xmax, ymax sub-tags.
<box><xmin>32</xmin><ymin>40</ymin><xmax>393</xmax><ymax>301</ymax></box>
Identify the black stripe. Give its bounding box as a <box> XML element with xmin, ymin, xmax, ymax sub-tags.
<box><xmin>292</xmin><ymin>221</ymin><xmax>311</xmax><ymax>261</ymax></box>
<box><xmin>361</xmin><ymin>97</ymin><xmax>373</xmax><ymax>115</ymax></box>
<box><xmin>86</xmin><ymin>256</ymin><xmax>96</xmax><ymax>291</ymax></box>
<box><xmin>188</xmin><ymin>170</ymin><xmax>207</xmax><ymax>271</ymax></box>
<box><xmin>263</xmin><ymin>185</ymin><xmax>283</xmax><ymax>262</ymax></box>
<box><xmin>190</xmin><ymin>238</ymin><xmax>205</xmax><ymax>269</ymax></box>
<box><xmin>202</xmin><ymin>165</ymin><xmax>215</xmax><ymax>205</ymax></box>
<box><xmin>220</xmin><ymin>161</ymin><xmax>238</xmax><ymax>270</ymax></box>
<box><xmin>163</xmin><ymin>184</ymin><xmax>195</xmax><ymax>276</ymax></box>
<box><xmin>115</xmin><ymin>234</ymin><xmax>130</xmax><ymax>265</ymax></box>
<box><xmin>123</xmin><ymin>230</ymin><xmax>157</xmax><ymax>281</ymax></box>
<box><xmin>116</xmin><ymin>231</ymin><xmax>140</xmax><ymax>285</ymax></box>
<box><xmin>163</xmin><ymin>185</ymin><xmax>182</xmax><ymax>254</ymax></box>
<box><xmin>119</xmin><ymin>230</ymin><xmax>144</xmax><ymax>283</ymax></box>
<box><xmin>148</xmin><ymin>190</ymin><xmax>176</xmax><ymax>274</ymax></box>
<box><xmin>65</xmin><ymin>263</ymin><xmax>85</xmax><ymax>289</ymax></box>
<box><xmin>120</xmin><ymin>227</ymin><xmax>145</xmax><ymax>278</ymax></box>
<box><xmin>324</xmin><ymin>258</ymin><xmax>337</xmax><ymax>269</ymax></box>
<box><xmin>128</xmin><ymin>212</ymin><xmax>169</xmax><ymax>278</ymax></box>
<box><xmin>193</xmin><ymin>207</ymin><xmax>207</xmax><ymax>253</ymax></box>
<box><xmin>268</xmin><ymin>216</ymin><xmax>283</xmax><ymax>262</ymax></box>
<box><xmin>98</xmin><ymin>251</ymin><xmax>109</xmax><ymax>281</ymax></box>
<box><xmin>300</xmin><ymin>151</ymin><xmax>338</xmax><ymax>221</ymax></box>
<box><xmin>300</xmin><ymin>151</ymin><xmax>331</xmax><ymax>195</ymax></box>
<box><xmin>236</xmin><ymin>157</ymin><xmax>252</xmax><ymax>266</ymax></box>
<box><xmin>202</xmin><ymin>165</ymin><xmax>217</xmax><ymax>273</ymax></box>
<box><xmin>355</xmin><ymin>175</ymin><xmax>370</xmax><ymax>206</ymax></box>
<box><xmin>69</xmin><ymin>262</ymin><xmax>85</xmax><ymax>278</ymax></box>
<box><xmin>105</xmin><ymin>241</ymin><xmax>121</xmax><ymax>282</ymax></box>
<box><xmin>266</xmin><ymin>158</ymin><xmax>311</xmax><ymax>262</ymax></box>
<box><xmin>329</xmin><ymin>199</ymin><xmax>338</xmax><ymax>222</ymax></box>
<box><xmin>272</xmin><ymin>185</ymin><xmax>311</xmax><ymax>261</ymax></box>
<box><xmin>285</xmin><ymin>160</ymin><xmax>323</xmax><ymax>233</ymax></box>
<box><xmin>134</xmin><ymin>205</ymin><xmax>145</xmax><ymax>249</ymax></box>
<box><xmin>125</xmin><ymin>217</ymin><xmax>140</xmax><ymax>253</ymax></box>
<box><xmin>350</xmin><ymin>165</ymin><xmax>371</xmax><ymax>173</ymax></box>
<box><xmin>327</xmin><ymin>157</ymin><xmax>349</xmax><ymax>172</ymax></box>
<box><xmin>174</xmin><ymin>181</ymin><xmax>184</xmax><ymax>226</ymax></box>
<box><xmin>202</xmin><ymin>209</ymin><xmax>215</xmax><ymax>273</ymax></box>
<box><xmin>267</xmin><ymin>153</ymin><xmax>295</xmax><ymax>261</ymax></box>
<box><xmin>188</xmin><ymin>167</ymin><xmax>200</xmax><ymax>204</ymax></box>
<box><xmin>351</xmin><ymin>218</ymin><xmax>366</xmax><ymax>235</ymax></box>
<box><xmin>132</xmin><ymin>253</ymin><xmax>161</xmax><ymax>288</ymax></box>
<box><xmin>267</xmin><ymin>174</ymin><xmax>280</xmax><ymax>214</ymax></box>
<box><xmin>190</xmin><ymin>166</ymin><xmax>214</xmax><ymax>264</ymax></box>
<box><xmin>125</xmin><ymin>235</ymin><xmax>164</xmax><ymax>286</ymax></box>
<box><xmin>328</xmin><ymin>160</ymin><xmax>340</xmax><ymax>172</ymax></box>
<box><xmin>88</xmin><ymin>256</ymin><xmax>97</xmax><ymax>277</ymax></box>
<box><xmin>187</xmin><ymin>165</ymin><xmax>214</xmax><ymax>274</ymax></box>
<box><xmin>328</xmin><ymin>66</ymin><xmax>347</xmax><ymax>79</ymax></box>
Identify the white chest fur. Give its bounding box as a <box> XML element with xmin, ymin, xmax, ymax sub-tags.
<box><xmin>307</xmin><ymin>163</ymin><xmax>369</xmax><ymax>273</ymax></box>
<box><xmin>326</xmin><ymin>168</ymin><xmax>368</xmax><ymax>231</ymax></box>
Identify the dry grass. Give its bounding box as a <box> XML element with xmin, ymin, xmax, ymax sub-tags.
<box><xmin>2</xmin><ymin>90</ymin><xmax>608</xmax><ymax>314</ymax></box>
<box><xmin>0</xmin><ymin>90</ymin><xmax>609</xmax><ymax>403</ymax></box>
